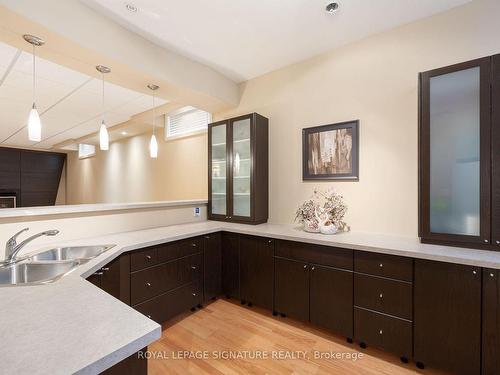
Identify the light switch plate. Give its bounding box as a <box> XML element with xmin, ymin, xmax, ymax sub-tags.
<box><xmin>194</xmin><ymin>207</ymin><xmax>200</xmax><ymax>217</ymax></box>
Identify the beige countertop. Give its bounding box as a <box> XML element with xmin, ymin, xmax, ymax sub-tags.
<box><xmin>2</xmin><ymin>220</ymin><xmax>500</xmax><ymax>375</ymax></box>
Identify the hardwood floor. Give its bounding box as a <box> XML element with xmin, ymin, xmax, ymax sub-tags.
<box><xmin>149</xmin><ymin>299</ymin><xmax>448</xmax><ymax>375</ymax></box>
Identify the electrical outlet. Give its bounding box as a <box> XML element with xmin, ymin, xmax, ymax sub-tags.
<box><xmin>194</xmin><ymin>207</ymin><xmax>200</xmax><ymax>217</ymax></box>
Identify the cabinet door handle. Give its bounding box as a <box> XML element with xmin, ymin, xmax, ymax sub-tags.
<box><xmin>101</xmin><ymin>267</ymin><xmax>109</xmax><ymax>271</ymax></box>
<box><xmin>205</xmin><ymin>235</ymin><xmax>210</xmax><ymax>239</ymax></box>
<box><xmin>379</xmin><ymin>263</ymin><xmax>383</xmax><ymax>268</ymax></box>
<box><xmin>490</xmin><ymin>272</ymin><xmax>495</xmax><ymax>278</ymax></box>
<box><xmin>473</xmin><ymin>270</ymin><xmax>477</xmax><ymax>275</ymax></box>
<box><xmin>268</xmin><ymin>240</ymin><xmax>273</xmax><ymax>244</ymax></box>
<box><xmin>192</xmin><ymin>293</ymin><xmax>197</xmax><ymax>296</ymax></box>
<box><xmin>192</xmin><ymin>243</ymin><xmax>197</xmax><ymax>247</ymax></box>
<box><xmin>303</xmin><ymin>265</ymin><xmax>308</xmax><ymax>269</ymax></box>
<box><xmin>146</xmin><ymin>282</ymin><xmax>152</xmax><ymax>287</ymax></box>
<box><xmin>191</xmin><ymin>266</ymin><xmax>197</xmax><ymax>270</ymax></box>
<box><xmin>379</xmin><ymin>329</ymin><xmax>383</xmax><ymax>335</ymax></box>
<box><xmin>484</xmin><ymin>239</ymin><xmax>489</xmax><ymax>243</ymax></box>
<box><xmin>229</xmin><ymin>216</ymin><xmax>232</xmax><ymax>219</ymax></box>
<box><xmin>311</xmin><ymin>266</ymin><xmax>315</xmax><ymax>271</ymax></box>
<box><xmin>145</xmin><ymin>255</ymin><xmax>152</xmax><ymax>260</ymax></box>
<box><xmin>379</xmin><ymin>293</ymin><xmax>383</xmax><ymax>299</ymax></box>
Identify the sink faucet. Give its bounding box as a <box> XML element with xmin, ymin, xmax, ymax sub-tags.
<box><xmin>4</xmin><ymin>228</ymin><xmax>59</xmax><ymax>265</ymax></box>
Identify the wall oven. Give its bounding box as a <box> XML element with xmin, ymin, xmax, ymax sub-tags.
<box><xmin>0</xmin><ymin>194</ymin><xmax>16</xmax><ymax>208</ymax></box>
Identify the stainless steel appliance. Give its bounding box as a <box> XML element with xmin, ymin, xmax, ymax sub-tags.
<box><xmin>0</xmin><ymin>195</ymin><xmax>16</xmax><ymax>209</ymax></box>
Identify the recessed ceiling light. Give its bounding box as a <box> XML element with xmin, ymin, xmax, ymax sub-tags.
<box><xmin>121</xmin><ymin>131</ymin><xmax>128</xmax><ymax>136</ymax></box>
<box><xmin>325</xmin><ymin>2</ymin><xmax>339</xmax><ymax>14</ymax></box>
<box><xmin>125</xmin><ymin>3</ymin><xmax>138</xmax><ymax>13</ymax></box>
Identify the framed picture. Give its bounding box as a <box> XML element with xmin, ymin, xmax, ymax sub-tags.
<box><xmin>302</xmin><ymin>120</ymin><xmax>359</xmax><ymax>180</ymax></box>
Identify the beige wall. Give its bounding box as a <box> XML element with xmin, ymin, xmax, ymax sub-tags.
<box><xmin>214</xmin><ymin>0</ymin><xmax>500</xmax><ymax>236</ymax></box>
<box><xmin>66</xmin><ymin>130</ymin><xmax>207</xmax><ymax>204</ymax></box>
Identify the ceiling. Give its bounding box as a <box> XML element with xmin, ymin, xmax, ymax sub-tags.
<box><xmin>0</xmin><ymin>39</ymin><xmax>167</xmax><ymax>150</ymax></box>
<box><xmin>80</xmin><ymin>0</ymin><xmax>472</xmax><ymax>82</ymax></box>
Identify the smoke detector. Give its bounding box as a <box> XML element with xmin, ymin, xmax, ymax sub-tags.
<box><xmin>125</xmin><ymin>3</ymin><xmax>138</xmax><ymax>13</ymax></box>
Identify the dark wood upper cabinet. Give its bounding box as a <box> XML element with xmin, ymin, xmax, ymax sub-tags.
<box><xmin>208</xmin><ymin>113</ymin><xmax>269</xmax><ymax>224</ymax></box>
<box><xmin>0</xmin><ymin>148</ymin><xmax>20</xmax><ymax>191</ymax></box>
<box><xmin>203</xmin><ymin>232</ymin><xmax>222</xmax><ymax>302</ymax></box>
<box><xmin>419</xmin><ymin>56</ymin><xmax>499</xmax><ymax>249</ymax></box>
<box><xmin>239</xmin><ymin>235</ymin><xmax>274</xmax><ymax>310</ymax></box>
<box><xmin>414</xmin><ymin>259</ymin><xmax>481</xmax><ymax>375</ymax></box>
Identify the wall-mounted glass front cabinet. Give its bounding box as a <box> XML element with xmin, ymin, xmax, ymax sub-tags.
<box><xmin>419</xmin><ymin>55</ymin><xmax>500</xmax><ymax>249</ymax></box>
<box><xmin>208</xmin><ymin>113</ymin><xmax>269</xmax><ymax>224</ymax></box>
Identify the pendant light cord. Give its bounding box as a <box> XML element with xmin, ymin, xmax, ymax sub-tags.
<box><xmin>101</xmin><ymin>72</ymin><xmax>105</xmax><ymax>123</ymax></box>
<box><xmin>32</xmin><ymin>44</ymin><xmax>35</xmax><ymax>107</ymax></box>
<box><xmin>152</xmin><ymin>93</ymin><xmax>156</xmax><ymax>136</ymax></box>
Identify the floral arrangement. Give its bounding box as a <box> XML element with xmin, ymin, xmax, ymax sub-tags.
<box><xmin>295</xmin><ymin>188</ymin><xmax>349</xmax><ymax>234</ymax></box>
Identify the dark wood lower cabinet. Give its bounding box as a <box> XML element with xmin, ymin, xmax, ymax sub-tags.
<box><xmin>414</xmin><ymin>259</ymin><xmax>481</xmax><ymax>375</ymax></box>
<box><xmin>239</xmin><ymin>235</ymin><xmax>274</xmax><ymax>309</ymax></box>
<box><xmin>310</xmin><ymin>264</ymin><xmax>353</xmax><ymax>338</ymax></box>
<box><xmin>204</xmin><ymin>233</ymin><xmax>222</xmax><ymax>302</ymax></box>
<box><xmin>86</xmin><ymin>232</ymin><xmax>500</xmax><ymax>375</ymax></box>
<box><xmin>483</xmin><ymin>268</ymin><xmax>500</xmax><ymax>375</ymax></box>
<box><xmin>354</xmin><ymin>308</ymin><xmax>412</xmax><ymax>359</ymax></box>
<box><xmin>101</xmin><ymin>347</ymin><xmax>148</xmax><ymax>375</ymax></box>
<box><xmin>221</xmin><ymin>232</ymin><xmax>240</xmax><ymax>299</ymax></box>
<box><xmin>274</xmin><ymin>257</ymin><xmax>310</xmax><ymax>321</ymax></box>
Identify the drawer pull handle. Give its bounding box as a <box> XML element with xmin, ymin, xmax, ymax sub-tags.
<box><xmin>484</xmin><ymin>239</ymin><xmax>489</xmax><ymax>243</ymax></box>
<box><xmin>192</xmin><ymin>243</ymin><xmax>197</xmax><ymax>247</ymax></box>
<box><xmin>192</xmin><ymin>293</ymin><xmax>197</xmax><ymax>296</ymax></box>
<box><xmin>496</xmin><ymin>240</ymin><xmax>500</xmax><ymax>245</ymax></box>
<box><xmin>473</xmin><ymin>270</ymin><xmax>477</xmax><ymax>275</ymax></box>
<box><xmin>146</xmin><ymin>282</ymin><xmax>152</xmax><ymax>287</ymax></box>
<box><xmin>101</xmin><ymin>267</ymin><xmax>109</xmax><ymax>271</ymax></box>
<box><xmin>379</xmin><ymin>329</ymin><xmax>383</xmax><ymax>335</ymax></box>
<box><xmin>379</xmin><ymin>263</ymin><xmax>383</xmax><ymax>268</ymax></box>
<box><xmin>490</xmin><ymin>273</ymin><xmax>495</xmax><ymax>278</ymax></box>
<box><xmin>311</xmin><ymin>266</ymin><xmax>315</xmax><ymax>271</ymax></box>
<box><xmin>303</xmin><ymin>265</ymin><xmax>308</xmax><ymax>269</ymax></box>
<box><xmin>146</xmin><ymin>255</ymin><xmax>152</xmax><ymax>260</ymax></box>
<box><xmin>268</xmin><ymin>240</ymin><xmax>273</xmax><ymax>244</ymax></box>
<box><xmin>379</xmin><ymin>293</ymin><xmax>383</xmax><ymax>299</ymax></box>
<box><xmin>205</xmin><ymin>236</ymin><xmax>210</xmax><ymax>239</ymax></box>
<box><xmin>191</xmin><ymin>266</ymin><xmax>197</xmax><ymax>270</ymax></box>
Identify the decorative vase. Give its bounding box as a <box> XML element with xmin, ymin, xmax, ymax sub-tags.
<box><xmin>319</xmin><ymin>221</ymin><xmax>338</xmax><ymax>235</ymax></box>
<box><xmin>303</xmin><ymin>219</ymin><xmax>320</xmax><ymax>233</ymax></box>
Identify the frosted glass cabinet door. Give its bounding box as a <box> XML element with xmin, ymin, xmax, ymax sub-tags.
<box><xmin>210</xmin><ymin>123</ymin><xmax>227</xmax><ymax>216</ymax></box>
<box><xmin>420</xmin><ymin>57</ymin><xmax>491</xmax><ymax>246</ymax></box>
<box><xmin>429</xmin><ymin>67</ymin><xmax>481</xmax><ymax>236</ymax></box>
<box><xmin>232</xmin><ymin>118</ymin><xmax>251</xmax><ymax>217</ymax></box>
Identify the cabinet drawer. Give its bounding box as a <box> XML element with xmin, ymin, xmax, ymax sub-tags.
<box><xmin>354</xmin><ymin>307</ymin><xmax>412</xmax><ymax>358</ymax></box>
<box><xmin>276</xmin><ymin>240</ymin><xmax>353</xmax><ymax>270</ymax></box>
<box><xmin>131</xmin><ymin>253</ymin><xmax>202</xmax><ymax>305</ymax></box>
<box><xmin>131</xmin><ymin>265</ymin><xmax>163</xmax><ymax>305</ymax></box>
<box><xmin>354</xmin><ymin>251</ymin><xmax>413</xmax><ymax>282</ymax></box>
<box><xmin>157</xmin><ymin>237</ymin><xmax>202</xmax><ymax>263</ymax></box>
<box><xmin>133</xmin><ymin>281</ymin><xmax>202</xmax><ymax>324</ymax></box>
<box><xmin>354</xmin><ymin>273</ymin><xmax>412</xmax><ymax>320</ymax></box>
<box><xmin>130</xmin><ymin>248</ymin><xmax>158</xmax><ymax>272</ymax></box>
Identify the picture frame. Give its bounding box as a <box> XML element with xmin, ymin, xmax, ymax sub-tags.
<box><xmin>302</xmin><ymin>120</ymin><xmax>359</xmax><ymax>181</ymax></box>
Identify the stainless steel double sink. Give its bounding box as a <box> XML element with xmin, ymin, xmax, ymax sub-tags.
<box><xmin>0</xmin><ymin>245</ymin><xmax>114</xmax><ymax>286</ymax></box>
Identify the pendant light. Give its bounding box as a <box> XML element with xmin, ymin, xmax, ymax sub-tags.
<box><xmin>147</xmin><ymin>84</ymin><xmax>159</xmax><ymax>158</ymax></box>
<box><xmin>23</xmin><ymin>34</ymin><xmax>44</xmax><ymax>142</ymax></box>
<box><xmin>96</xmin><ymin>65</ymin><xmax>111</xmax><ymax>150</ymax></box>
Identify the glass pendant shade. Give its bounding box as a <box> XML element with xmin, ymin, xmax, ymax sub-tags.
<box><xmin>28</xmin><ymin>103</ymin><xmax>41</xmax><ymax>142</ymax></box>
<box><xmin>99</xmin><ymin>120</ymin><xmax>109</xmax><ymax>151</ymax></box>
<box><xmin>150</xmin><ymin>134</ymin><xmax>158</xmax><ymax>158</ymax></box>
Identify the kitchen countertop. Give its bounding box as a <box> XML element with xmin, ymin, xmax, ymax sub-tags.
<box><xmin>3</xmin><ymin>220</ymin><xmax>500</xmax><ymax>375</ymax></box>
